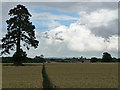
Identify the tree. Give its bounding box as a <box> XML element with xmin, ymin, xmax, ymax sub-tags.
<box><xmin>102</xmin><ymin>52</ymin><xmax>112</xmax><ymax>62</ymax></box>
<box><xmin>13</xmin><ymin>49</ymin><xmax>27</xmax><ymax>63</ymax></box>
<box><xmin>0</xmin><ymin>44</ymin><xmax>2</xmax><ymax>49</ymax></box>
<box><xmin>34</xmin><ymin>55</ymin><xmax>46</xmax><ymax>63</ymax></box>
<box><xmin>40</xmin><ymin>54</ymin><xmax>44</xmax><ymax>58</ymax></box>
<box><xmin>112</xmin><ymin>57</ymin><xmax>117</xmax><ymax>62</ymax></box>
<box><xmin>91</xmin><ymin>57</ymin><xmax>98</xmax><ymax>62</ymax></box>
<box><xmin>1</xmin><ymin>4</ymin><xmax>39</xmax><ymax>65</ymax></box>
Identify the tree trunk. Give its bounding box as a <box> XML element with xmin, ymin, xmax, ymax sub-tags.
<box><xmin>13</xmin><ymin>28</ymin><xmax>23</xmax><ymax>66</ymax></box>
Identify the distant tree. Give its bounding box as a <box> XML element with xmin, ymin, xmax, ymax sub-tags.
<box><xmin>34</xmin><ymin>54</ymin><xmax>46</xmax><ymax>63</ymax></box>
<box><xmin>0</xmin><ymin>44</ymin><xmax>2</xmax><ymax>49</ymax></box>
<box><xmin>82</xmin><ymin>60</ymin><xmax>84</xmax><ymax>63</ymax></box>
<box><xmin>40</xmin><ymin>54</ymin><xmax>44</xmax><ymax>58</ymax></box>
<box><xmin>35</xmin><ymin>54</ymin><xmax>44</xmax><ymax>59</ymax></box>
<box><xmin>91</xmin><ymin>57</ymin><xmax>98</xmax><ymax>62</ymax></box>
<box><xmin>73</xmin><ymin>57</ymin><xmax>76</xmax><ymax>59</ymax></box>
<box><xmin>112</xmin><ymin>57</ymin><xmax>118</xmax><ymax>62</ymax></box>
<box><xmin>1</xmin><ymin>4</ymin><xmax>39</xmax><ymax>65</ymax></box>
<box><xmin>79</xmin><ymin>56</ymin><xmax>83</xmax><ymax>61</ymax></box>
<box><xmin>80</xmin><ymin>56</ymin><xmax>83</xmax><ymax>59</ymax></box>
<box><xmin>118</xmin><ymin>58</ymin><xmax>120</xmax><ymax>62</ymax></box>
<box><xmin>102</xmin><ymin>52</ymin><xmax>112</xmax><ymax>62</ymax></box>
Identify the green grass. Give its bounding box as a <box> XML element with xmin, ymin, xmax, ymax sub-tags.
<box><xmin>2</xmin><ymin>65</ymin><xmax>43</xmax><ymax>88</ymax></box>
<box><xmin>46</xmin><ymin>63</ymin><xmax>118</xmax><ymax>88</ymax></box>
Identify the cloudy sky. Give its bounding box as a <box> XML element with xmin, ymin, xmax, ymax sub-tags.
<box><xmin>1</xmin><ymin>2</ymin><xmax>119</xmax><ymax>58</ymax></box>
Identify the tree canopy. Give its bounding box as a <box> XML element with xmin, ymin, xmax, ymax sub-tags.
<box><xmin>102</xmin><ymin>52</ymin><xmax>112</xmax><ymax>62</ymax></box>
<box><xmin>1</xmin><ymin>4</ymin><xmax>39</xmax><ymax>65</ymax></box>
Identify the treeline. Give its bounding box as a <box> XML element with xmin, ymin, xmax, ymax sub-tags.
<box><xmin>46</xmin><ymin>57</ymin><xmax>119</xmax><ymax>63</ymax></box>
<box><xmin>46</xmin><ymin>52</ymin><xmax>119</xmax><ymax>63</ymax></box>
<box><xmin>2</xmin><ymin>56</ymin><xmax>46</xmax><ymax>63</ymax></box>
<box><xmin>1</xmin><ymin>57</ymin><xmax>120</xmax><ymax>63</ymax></box>
<box><xmin>1</xmin><ymin>52</ymin><xmax>120</xmax><ymax>63</ymax></box>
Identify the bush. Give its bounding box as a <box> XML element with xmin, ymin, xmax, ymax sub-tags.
<box><xmin>91</xmin><ymin>57</ymin><xmax>98</xmax><ymax>62</ymax></box>
<box><xmin>2</xmin><ymin>57</ymin><xmax>13</xmax><ymax>63</ymax></box>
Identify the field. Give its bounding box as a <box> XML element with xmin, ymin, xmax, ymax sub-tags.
<box><xmin>46</xmin><ymin>63</ymin><xmax>118</xmax><ymax>88</ymax></box>
<box><xmin>2</xmin><ymin>63</ymin><xmax>118</xmax><ymax>88</ymax></box>
<box><xmin>2</xmin><ymin>64</ymin><xmax>43</xmax><ymax>88</ymax></box>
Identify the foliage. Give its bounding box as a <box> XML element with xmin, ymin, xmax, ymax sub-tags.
<box><xmin>91</xmin><ymin>57</ymin><xmax>98</xmax><ymax>62</ymax></box>
<box><xmin>2</xmin><ymin>57</ymin><xmax>46</xmax><ymax>63</ymax></box>
<box><xmin>2</xmin><ymin>57</ymin><xmax>13</xmax><ymax>63</ymax></box>
<box><xmin>12</xmin><ymin>49</ymin><xmax>27</xmax><ymax>63</ymax></box>
<box><xmin>102</xmin><ymin>52</ymin><xmax>112</xmax><ymax>62</ymax></box>
<box><xmin>34</xmin><ymin>56</ymin><xmax>46</xmax><ymax>63</ymax></box>
<box><xmin>1</xmin><ymin>4</ymin><xmax>39</xmax><ymax>65</ymax></box>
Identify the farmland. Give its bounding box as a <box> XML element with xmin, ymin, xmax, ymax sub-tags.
<box><xmin>2</xmin><ymin>63</ymin><xmax>118</xmax><ymax>88</ymax></box>
<box><xmin>2</xmin><ymin>64</ymin><xmax>43</xmax><ymax>88</ymax></box>
<box><xmin>45</xmin><ymin>63</ymin><xmax>118</xmax><ymax>88</ymax></box>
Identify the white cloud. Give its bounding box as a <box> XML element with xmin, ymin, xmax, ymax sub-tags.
<box><xmin>78</xmin><ymin>9</ymin><xmax>118</xmax><ymax>28</ymax></box>
<box><xmin>47</xmin><ymin>20</ymin><xmax>61</xmax><ymax>29</ymax></box>
<box><xmin>41</xmin><ymin>22</ymin><xmax>118</xmax><ymax>53</ymax></box>
<box><xmin>106</xmin><ymin>35</ymin><xmax>118</xmax><ymax>51</ymax></box>
<box><xmin>63</xmin><ymin>23</ymin><xmax>106</xmax><ymax>52</ymax></box>
<box><xmin>41</xmin><ymin>25</ymin><xmax>67</xmax><ymax>44</ymax></box>
<box><xmin>39</xmin><ymin>9</ymin><xmax>118</xmax><ymax>54</ymax></box>
<box><xmin>32</xmin><ymin>12</ymin><xmax>78</xmax><ymax>20</ymax></box>
<box><xmin>26</xmin><ymin>8</ymin><xmax>118</xmax><ymax>58</ymax></box>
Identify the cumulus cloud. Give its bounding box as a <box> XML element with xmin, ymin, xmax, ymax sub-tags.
<box><xmin>37</xmin><ymin>8</ymin><xmax>118</xmax><ymax>57</ymax></box>
<box><xmin>40</xmin><ymin>22</ymin><xmax>118</xmax><ymax>53</ymax></box>
<box><xmin>77</xmin><ymin>9</ymin><xmax>118</xmax><ymax>38</ymax></box>
<box><xmin>106</xmin><ymin>35</ymin><xmax>118</xmax><ymax>51</ymax></box>
<box><xmin>27</xmin><ymin>8</ymin><xmax>119</xmax><ymax>58</ymax></box>
<box><xmin>78</xmin><ymin>9</ymin><xmax>118</xmax><ymax>28</ymax></box>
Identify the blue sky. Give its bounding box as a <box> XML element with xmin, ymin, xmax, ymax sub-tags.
<box><xmin>33</xmin><ymin>6</ymin><xmax>80</xmax><ymax>17</ymax></box>
<box><xmin>31</xmin><ymin>6</ymin><xmax>79</xmax><ymax>32</ymax></box>
<box><xmin>55</xmin><ymin>20</ymin><xmax>77</xmax><ymax>26</ymax></box>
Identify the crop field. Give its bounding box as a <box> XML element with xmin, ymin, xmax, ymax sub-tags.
<box><xmin>46</xmin><ymin>63</ymin><xmax>118</xmax><ymax>88</ymax></box>
<box><xmin>2</xmin><ymin>64</ymin><xmax>43</xmax><ymax>88</ymax></box>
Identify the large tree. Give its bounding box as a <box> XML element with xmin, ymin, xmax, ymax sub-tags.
<box><xmin>1</xmin><ymin>4</ymin><xmax>39</xmax><ymax>65</ymax></box>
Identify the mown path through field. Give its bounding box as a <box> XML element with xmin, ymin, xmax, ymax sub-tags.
<box><xmin>2</xmin><ymin>63</ymin><xmax>118</xmax><ymax>89</ymax></box>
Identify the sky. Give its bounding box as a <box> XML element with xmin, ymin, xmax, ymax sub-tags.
<box><xmin>0</xmin><ymin>1</ymin><xmax>119</xmax><ymax>58</ymax></box>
